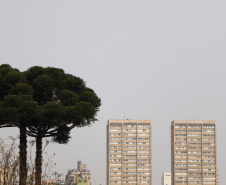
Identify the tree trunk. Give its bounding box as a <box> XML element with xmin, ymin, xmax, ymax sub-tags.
<box><xmin>35</xmin><ymin>134</ymin><xmax>42</xmax><ymax>185</ymax></box>
<box><xmin>19</xmin><ymin>124</ymin><xmax>27</xmax><ymax>185</ymax></box>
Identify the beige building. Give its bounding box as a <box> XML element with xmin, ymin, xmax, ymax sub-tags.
<box><xmin>171</xmin><ymin>120</ymin><xmax>217</xmax><ymax>185</ymax></box>
<box><xmin>216</xmin><ymin>169</ymin><xmax>219</xmax><ymax>185</ymax></box>
<box><xmin>66</xmin><ymin>161</ymin><xmax>91</xmax><ymax>185</ymax></box>
<box><xmin>107</xmin><ymin>120</ymin><xmax>152</xmax><ymax>185</ymax></box>
<box><xmin>161</xmin><ymin>172</ymin><xmax>171</xmax><ymax>185</ymax></box>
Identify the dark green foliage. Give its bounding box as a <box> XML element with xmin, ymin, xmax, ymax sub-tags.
<box><xmin>0</xmin><ymin>64</ymin><xmax>101</xmax><ymax>131</ymax></box>
<box><xmin>52</xmin><ymin>125</ymin><xmax>71</xmax><ymax>144</ymax></box>
<box><xmin>58</xmin><ymin>90</ymin><xmax>79</xmax><ymax>106</ymax></box>
<box><xmin>22</xmin><ymin>65</ymin><xmax>101</xmax><ymax>132</ymax></box>
<box><xmin>11</xmin><ymin>83</ymin><xmax>33</xmax><ymax>96</ymax></box>
<box><xmin>0</xmin><ymin>65</ymin><xmax>35</xmax><ymax>126</ymax></box>
<box><xmin>0</xmin><ymin>65</ymin><xmax>22</xmax><ymax>101</ymax></box>
<box><xmin>24</xmin><ymin>66</ymin><xmax>44</xmax><ymax>84</ymax></box>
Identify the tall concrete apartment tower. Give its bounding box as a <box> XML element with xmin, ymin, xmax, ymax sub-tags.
<box><xmin>107</xmin><ymin>120</ymin><xmax>152</xmax><ymax>185</ymax></box>
<box><xmin>171</xmin><ymin>120</ymin><xmax>217</xmax><ymax>185</ymax></box>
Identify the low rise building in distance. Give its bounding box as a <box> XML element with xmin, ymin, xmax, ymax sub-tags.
<box><xmin>161</xmin><ymin>172</ymin><xmax>171</xmax><ymax>185</ymax></box>
<box><xmin>66</xmin><ymin>161</ymin><xmax>91</xmax><ymax>185</ymax></box>
<box><xmin>75</xmin><ymin>178</ymin><xmax>89</xmax><ymax>185</ymax></box>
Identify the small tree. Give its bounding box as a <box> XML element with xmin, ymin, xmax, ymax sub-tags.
<box><xmin>0</xmin><ymin>65</ymin><xmax>101</xmax><ymax>185</ymax></box>
<box><xmin>0</xmin><ymin>136</ymin><xmax>19</xmax><ymax>185</ymax></box>
<box><xmin>0</xmin><ymin>136</ymin><xmax>60</xmax><ymax>185</ymax></box>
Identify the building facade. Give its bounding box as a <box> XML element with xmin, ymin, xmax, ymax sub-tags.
<box><xmin>66</xmin><ymin>161</ymin><xmax>91</xmax><ymax>185</ymax></box>
<box><xmin>216</xmin><ymin>169</ymin><xmax>219</xmax><ymax>185</ymax></box>
<box><xmin>161</xmin><ymin>172</ymin><xmax>171</xmax><ymax>185</ymax></box>
<box><xmin>76</xmin><ymin>178</ymin><xmax>89</xmax><ymax>185</ymax></box>
<box><xmin>107</xmin><ymin>120</ymin><xmax>152</xmax><ymax>185</ymax></box>
<box><xmin>171</xmin><ymin>120</ymin><xmax>217</xmax><ymax>185</ymax></box>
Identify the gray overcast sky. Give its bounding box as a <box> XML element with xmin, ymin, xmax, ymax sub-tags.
<box><xmin>0</xmin><ymin>1</ymin><xmax>226</xmax><ymax>185</ymax></box>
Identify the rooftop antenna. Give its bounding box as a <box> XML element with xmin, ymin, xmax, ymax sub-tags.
<box><xmin>197</xmin><ymin>110</ymin><xmax>199</xmax><ymax>120</ymax></box>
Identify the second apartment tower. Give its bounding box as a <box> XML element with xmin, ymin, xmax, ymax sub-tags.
<box><xmin>107</xmin><ymin>120</ymin><xmax>152</xmax><ymax>185</ymax></box>
<box><xmin>171</xmin><ymin>120</ymin><xmax>217</xmax><ymax>185</ymax></box>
